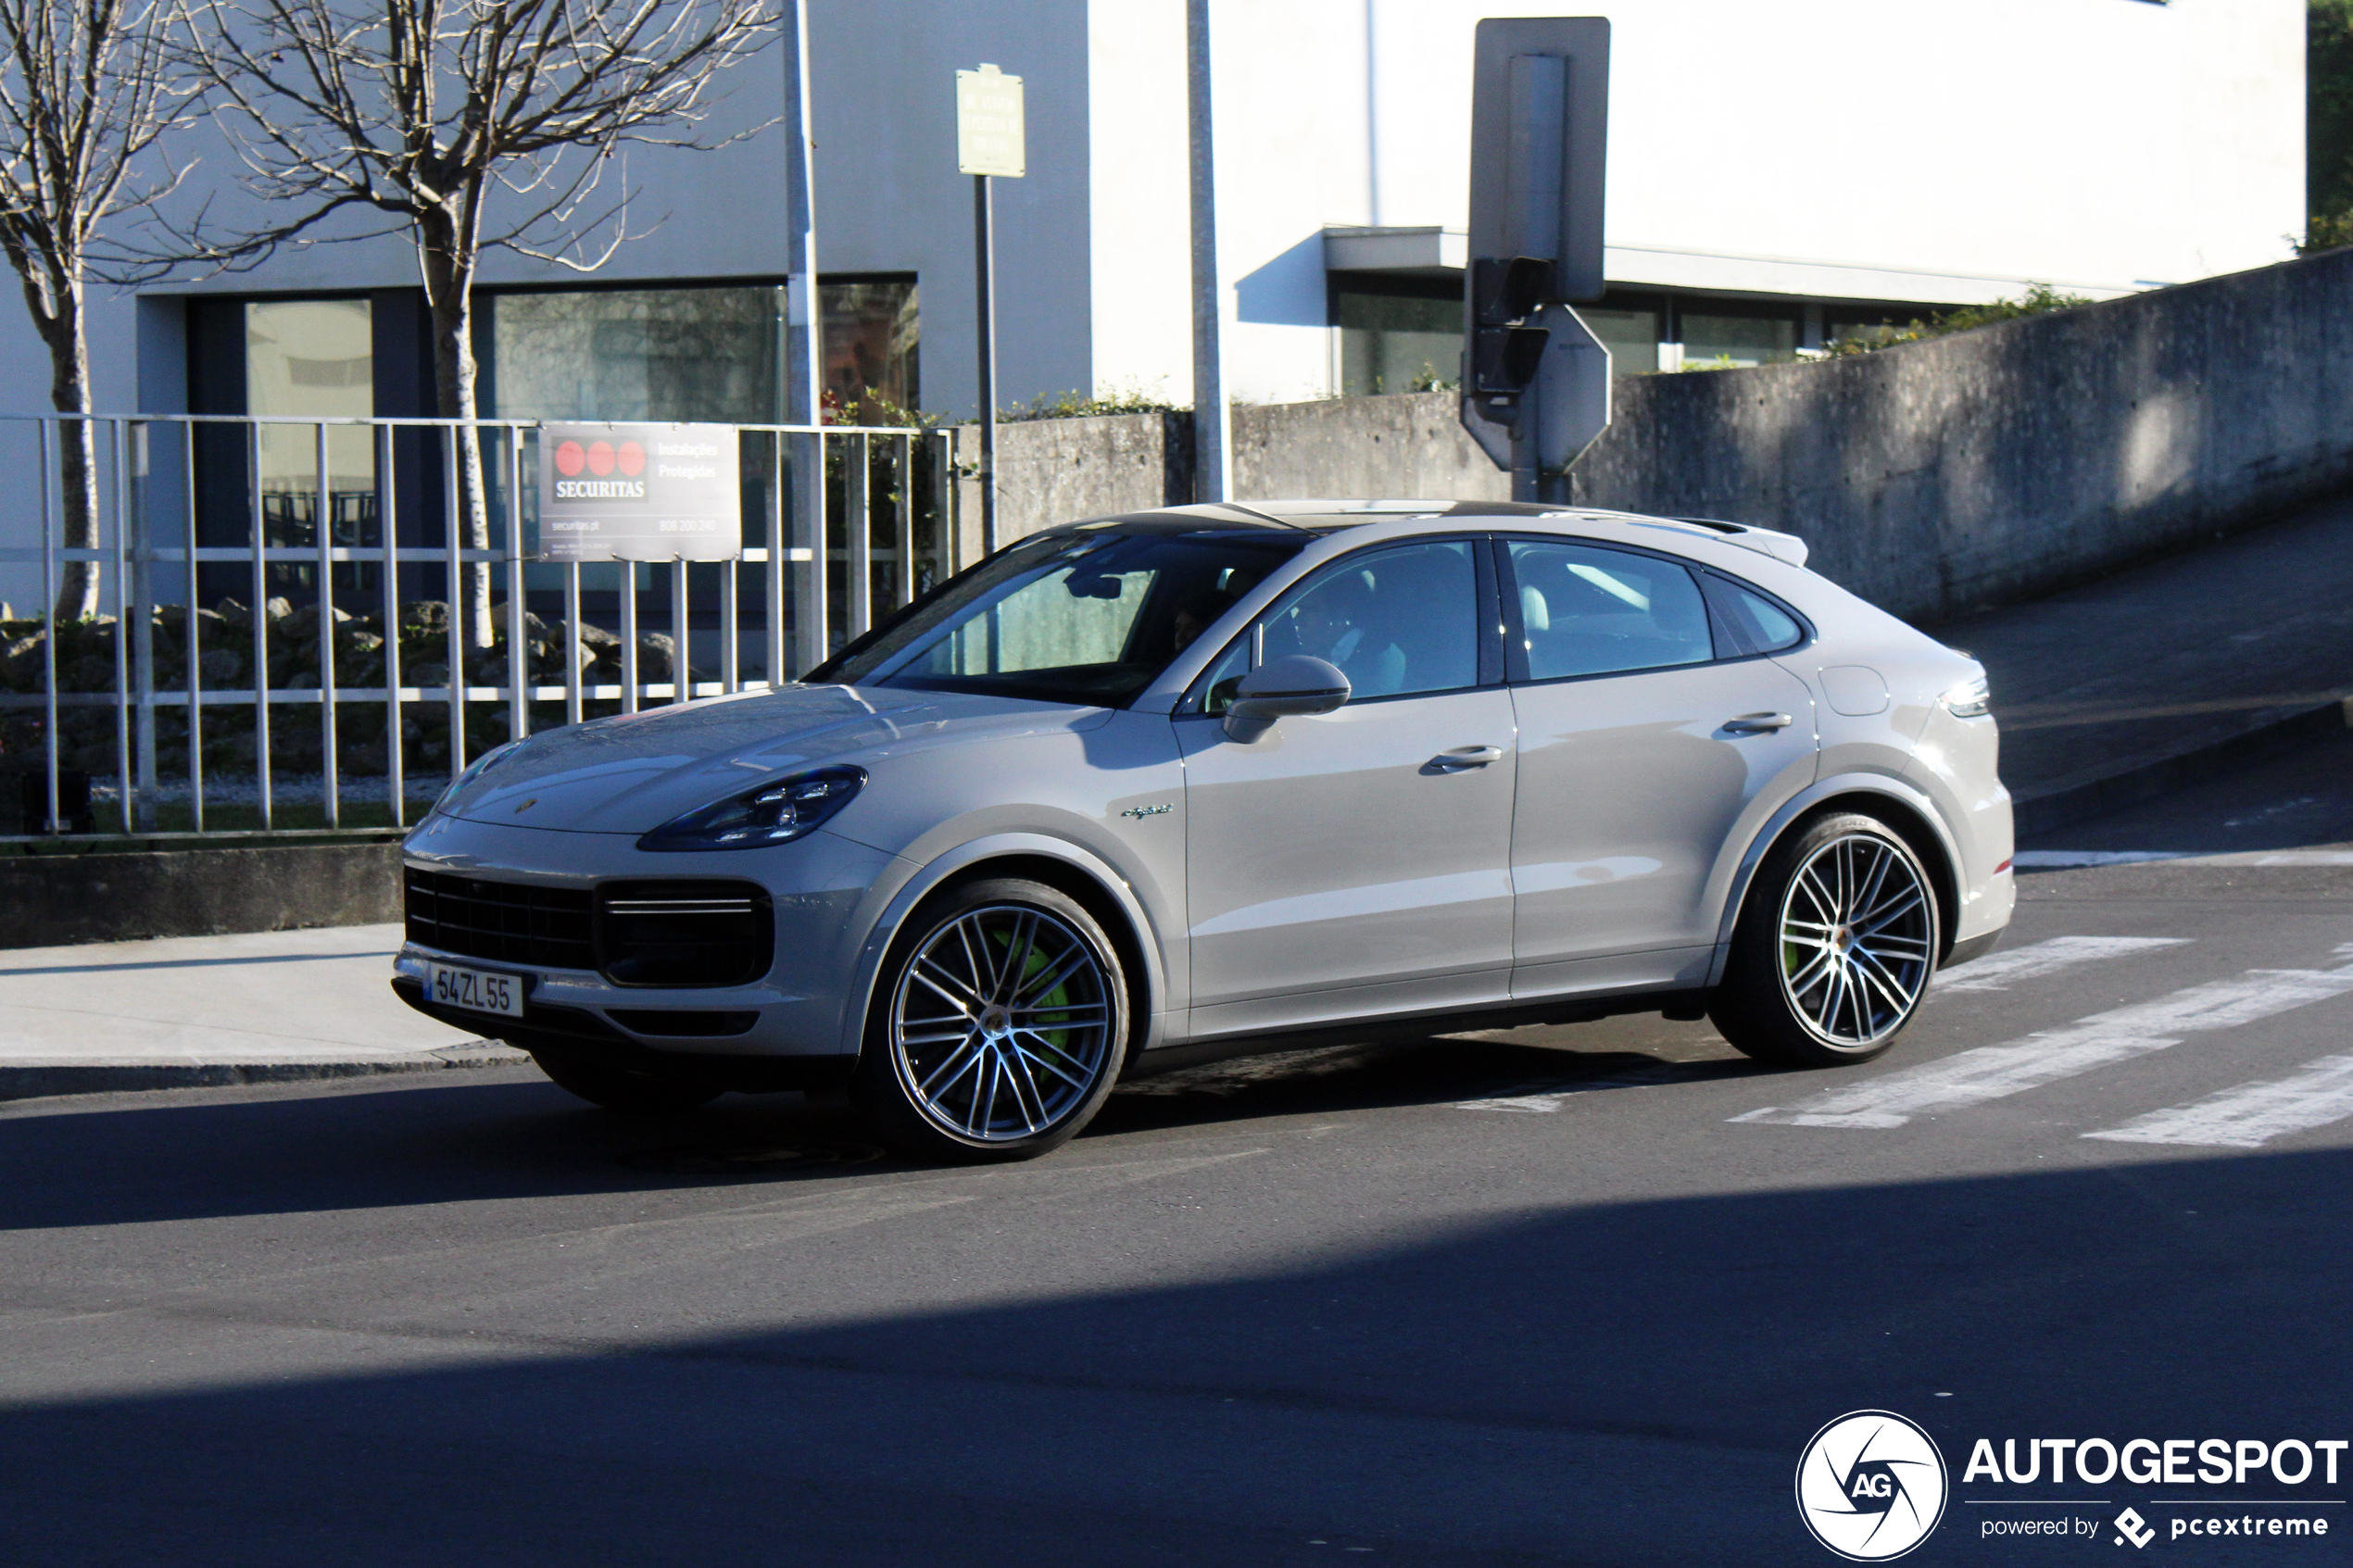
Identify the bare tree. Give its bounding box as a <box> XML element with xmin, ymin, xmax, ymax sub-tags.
<box><xmin>0</xmin><ymin>0</ymin><xmax>195</xmax><ymax>621</ymax></box>
<box><xmin>176</xmin><ymin>0</ymin><xmax>780</xmax><ymax>645</ymax></box>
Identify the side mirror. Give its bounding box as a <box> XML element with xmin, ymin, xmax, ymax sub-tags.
<box><xmin>1223</xmin><ymin>655</ymin><xmax>1350</xmax><ymax>741</ymax></box>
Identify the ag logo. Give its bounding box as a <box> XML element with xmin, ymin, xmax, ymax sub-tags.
<box><xmin>1795</xmin><ymin>1410</ymin><xmax>1949</xmax><ymax>1561</ymax></box>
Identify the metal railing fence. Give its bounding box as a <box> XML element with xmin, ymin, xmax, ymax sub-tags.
<box><xmin>0</xmin><ymin>414</ymin><xmax>958</xmax><ymax>843</ymax></box>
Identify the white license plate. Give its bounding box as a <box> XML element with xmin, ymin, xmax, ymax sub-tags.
<box><xmin>427</xmin><ymin>962</ymin><xmax>526</xmax><ymax>1019</ymax></box>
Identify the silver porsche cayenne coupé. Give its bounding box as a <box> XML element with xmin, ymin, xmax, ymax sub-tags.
<box><xmin>394</xmin><ymin>500</ymin><xmax>2013</xmax><ymax>1159</ymax></box>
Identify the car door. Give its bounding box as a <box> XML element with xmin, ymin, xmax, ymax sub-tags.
<box><xmin>1498</xmin><ymin>536</ymin><xmax>1819</xmax><ymax>995</ymax></box>
<box><xmin>1177</xmin><ymin>537</ymin><xmax>1517</xmax><ymax>1038</ymax></box>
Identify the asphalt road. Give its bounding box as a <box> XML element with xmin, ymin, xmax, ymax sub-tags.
<box><xmin>6</xmin><ymin>756</ymin><xmax>2353</xmax><ymax>1566</ymax></box>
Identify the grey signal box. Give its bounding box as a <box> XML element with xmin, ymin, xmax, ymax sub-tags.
<box><xmin>1460</xmin><ymin>17</ymin><xmax>1612</xmax><ymax>499</ymax></box>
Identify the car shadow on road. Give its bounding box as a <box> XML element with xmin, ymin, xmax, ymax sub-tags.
<box><xmin>0</xmin><ymin>1027</ymin><xmax>1777</xmax><ymax>1230</ymax></box>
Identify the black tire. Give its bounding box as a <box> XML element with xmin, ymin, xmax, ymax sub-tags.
<box><xmin>1709</xmin><ymin>811</ymin><xmax>1941</xmax><ymax>1068</ymax></box>
<box><xmin>528</xmin><ymin>1049</ymin><xmax>724</xmax><ymax>1113</ymax></box>
<box><xmin>852</xmin><ymin>876</ymin><xmax>1130</xmax><ymax>1161</ymax></box>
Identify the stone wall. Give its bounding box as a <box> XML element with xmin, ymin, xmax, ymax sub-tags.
<box><xmin>956</xmin><ymin>246</ymin><xmax>2353</xmax><ymax>623</ymax></box>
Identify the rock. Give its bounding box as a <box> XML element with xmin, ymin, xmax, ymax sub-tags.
<box><xmin>215</xmin><ymin>598</ymin><xmax>252</xmax><ymax>630</ymax></box>
<box><xmin>403</xmin><ymin>600</ymin><xmax>451</xmax><ymax>634</ymax></box>
<box><xmin>410</xmin><ymin>661</ymin><xmax>451</xmax><ymax>690</ymax></box>
<box><xmin>286</xmin><ymin>671</ymin><xmax>319</xmax><ymax>690</ymax></box>
<box><xmin>197</xmin><ymin>648</ymin><xmax>245</xmax><ymax>684</ymax></box>
<box><xmin>636</xmin><ymin>633</ymin><xmax>676</xmax><ymax>681</ymax></box>
<box><xmin>264</xmin><ymin>596</ymin><xmax>294</xmax><ymax>621</ymax></box>
<box><xmin>341</xmin><ymin>740</ymin><xmax>389</xmax><ymax>774</ymax></box>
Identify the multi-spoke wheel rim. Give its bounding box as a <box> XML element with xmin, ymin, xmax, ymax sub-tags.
<box><xmin>890</xmin><ymin>904</ymin><xmax>1117</xmax><ymax>1142</ymax></box>
<box><xmin>1776</xmin><ymin>834</ymin><xmax>1934</xmax><ymax>1048</ymax></box>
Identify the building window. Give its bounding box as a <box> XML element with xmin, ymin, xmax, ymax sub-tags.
<box><xmin>245</xmin><ymin>298</ymin><xmax>374</xmax><ymax>546</ymax></box>
<box><xmin>1333</xmin><ymin>278</ymin><xmax>1462</xmax><ymax>395</ymax></box>
<box><xmin>1679</xmin><ymin>311</ymin><xmax>1799</xmax><ymax>370</ymax></box>
<box><xmin>486</xmin><ymin>277</ymin><xmax>920</xmax><ymax>426</ymax></box>
<box><xmin>1579</xmin><ymin>306</ymin><xmax>1660</xmax><ymax>377</ymax></box>
<box><xmin>490</xmin><ymin>284</ymin><xmax>784</xmax><ymax>424</ymax></box>
<box><xmin>823</xmin><ymin>280</ymin><xmax>920</xmax><ymax>420</ymax></box>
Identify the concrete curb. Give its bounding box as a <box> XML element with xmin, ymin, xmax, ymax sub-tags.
<box><xmin>2012</xmin><ymin>697</ymin><xmax>2348</xmax><ymax>841</ymax></box>
<box><xmin>0</xmin><ymin>1042</ymin><xmax>535</xmax><ymax>1103</ymax></box>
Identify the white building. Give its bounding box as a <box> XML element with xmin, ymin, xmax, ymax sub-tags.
<box><xmin>0</xmin><ymin>0</ymin><xmax>2308</xmax><ymax>609</ymax></box>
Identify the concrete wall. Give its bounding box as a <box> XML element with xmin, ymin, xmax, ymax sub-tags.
<box><xmin>968</xmin><ymin>246</ymin><xmax>2353</xmax><ymax>625</ymax></box>
<box><xmin>1565</xmin><ymin>245</ymin><xmax>2353</xmax><ymax>622</ymax></box>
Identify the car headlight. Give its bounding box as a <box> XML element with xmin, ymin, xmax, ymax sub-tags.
<box><xmin>433</xmin><ymin>740</ymin><xmax>521</xmax><ymax>815</ymax></box>
<box><xmin>1941</xmin><ymin>675</ymin><xmax>1992</xmax><ymax>719</ymax></box>
<box><xmin>637</xmin><ymin>765</ymin><xmax>867</xmax><ymax>852</ymax></box>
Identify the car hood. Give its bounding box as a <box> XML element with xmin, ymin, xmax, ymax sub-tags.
<box><xmin>438</xmin><ymin>684</ymin><xmax>1109</xmax><ymax>834</ymax></box>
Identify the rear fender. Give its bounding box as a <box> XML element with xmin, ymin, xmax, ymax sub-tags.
<box><xmin>1705</xmin><ymin>771</ymin><xmax>1964</xmax><ymax>988</ymax></box>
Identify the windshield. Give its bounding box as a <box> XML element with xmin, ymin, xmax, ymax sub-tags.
<box><xmin>808</xmin><ymin>528</ymin><xmax>1305</xmax><ymax>707</ymax></box>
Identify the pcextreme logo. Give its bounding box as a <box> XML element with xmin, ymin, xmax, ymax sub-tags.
<box><xmin>1798</xmin><ymin>1410</ymin><xmax>1952</xmax><ymax>1561</ymax></box>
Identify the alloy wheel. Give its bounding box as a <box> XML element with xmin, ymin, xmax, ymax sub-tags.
<box><xmin>1775</xmin><ymin>833</ymin><xmax>1934</xmax><ymax>1047</ymax></box>
<box><xmin>889</xmin><ymin>903</ymin><xmax>1117</xmax><ymax>1142</ymax></box>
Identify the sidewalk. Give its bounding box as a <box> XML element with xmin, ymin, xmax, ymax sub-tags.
<box><xmin>0</xmin><ymin>923</ymin><xmax>528</xmax><ymax>1101</ymax></box>
<box><xmin>1932</xmin><ymin>492</ymin><xmax>2353</xmax><ymax>837</ymax></box>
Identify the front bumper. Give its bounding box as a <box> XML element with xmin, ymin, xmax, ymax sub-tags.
<box><xmin>390</xmin><ymin>974</ymin><xmax>855</xmax><ymax>1092</ymax></box>
<box><xmin>396</xmin><ymin>811</ymin><xmax>907</xmax><ymax>1064</ymax></box>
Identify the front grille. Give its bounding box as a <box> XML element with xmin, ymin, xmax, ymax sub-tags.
<box><xmin>596</xmin><ymin>881</ymin><xmax>774</xmax><ymax>987</ymax></box>
<box><xmin>405</xmin><ymin>869</ymin><xmax>596</xmax><ymax>970</ymax></box>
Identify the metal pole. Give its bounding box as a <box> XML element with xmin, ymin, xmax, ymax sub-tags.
<box><xmin>184</xmin><ymin>423</ymin><xmax>204</xmax><ymax>833</ymax></box>
<box><xmin>504</xmin><ymin>427</ymin><xmax>527</xmax><ymax>738</ymax></box>
<box><xmin>316</xmin><ymin>420</ymin><xmax>339</xmax><ymax>829</ymax></box>
<box><xmin>782</xmin><ymin>0</ymin><xmax>825</xmax><ymax>672</ymax></box>
<box><xmin>38</xmin><ymin>422</ymin><xmax>57</xmax><ymax>834</ymax></box>
<box><xmin>123</xmin><ymin>421</ymin><xmax>153</xmax><ymax>833</ymax></box>
<box><xmin>847</xmin><ymin>431</ymin><xmax>872</xmax><ymax>636</ymax></box>
<box><xmin>249</xmin><ymin>424</ymin><xmax>272</xmax><ymax>830</ymax></box>
<box><xmin>764</xmin><ymin>431</ymin><xmax>786</xmax><ymax>685</ymax></box>
<box><xmin>782</xmin><ymin>0</ymin><xmax>821</xmax><ymax>424</ymax></box>
<box><xmin>379</xmin><ymin>422</ymin><xmax>405</xmax><ymax>829</ymax></box>
<box><xmin>975</xmin><ymin>172</ymin><xmax>999</xmax><ymax>555</ymax></box>
<box><xmin>1188</xmin><ymin>0</ymin><xmax>1231</xmax><ymax>504</ymax></box>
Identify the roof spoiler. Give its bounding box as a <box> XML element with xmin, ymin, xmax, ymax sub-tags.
<box><xmin>1674</xmin><ymin>516</ymin><xmax>1809</xmax><ymax>570</ymax></box>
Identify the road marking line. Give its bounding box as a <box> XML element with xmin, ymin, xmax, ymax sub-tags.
<box><xmin>2084</xmin><ymin>1050</ymin><xmax>2353</xmax><ymax>1148</ymax></box>
<box><xmin>1731</xmin><ymin>959</ymin><xmax>2353</xmax><ymax>1129</ymax></box>
<box><xmin>1931</xmin><ymin>935</ymin><xmax>2190</xmax><ymax>994</ymax></box>
<box><xmin>1457</xmin><ymin>1062</ymin><xmax>1691</xmax><ymax>1112</ymax></box>
<box><xmin>2015</xmin><ymin>849</ymin><xmax>2353</xmax><ymax>870</ymax></box>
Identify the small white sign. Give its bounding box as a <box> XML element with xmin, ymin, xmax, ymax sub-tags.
<box><xmin>956</xmin><ymin>63</ymin><xmax>1026</xmax><ymax>178</ymax></box>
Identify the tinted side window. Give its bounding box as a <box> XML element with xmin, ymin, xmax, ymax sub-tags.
<box><xmin>1504</xmin><ymin>540</ymin><xmax>1712</xmax><ymax>680</ymax></box>
<box><xmin>1266</xmin><ymin>540</ymin><xmax>1478</xmax><ymax>700</ymax></box>
<box><xmin>1701</xmin><ymin>572</ymin><xmax>1807</xmax><ymax>655</ymax></box>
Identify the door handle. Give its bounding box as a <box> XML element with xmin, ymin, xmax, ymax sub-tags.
<box><xmin>1429</xmin><ymin>745</ymin><xmax>1505</xmax><ymax>771</ymax></box>
<box><xmin>1722</xmin><ymin>712</ymin><xmax>1793</xmax><ymax>734</ymax></box>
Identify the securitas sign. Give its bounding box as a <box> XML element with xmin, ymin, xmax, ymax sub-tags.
<box><xmin>536</xmin><ymin>421</ymin><xmax>739</xmax><ymax>563</ymax></box>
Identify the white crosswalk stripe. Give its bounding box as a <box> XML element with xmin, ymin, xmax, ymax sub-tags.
<box><xmin>2083</xmin><ymin>1049</ymin><xmax>2353</xmax><ymax>1148</ymax></box>
<box><xmin>1931</xmin><ymin>935</ymin><xmax>2189</xmax><ymax>994</ymax></box>
<box><xmin>1731</xmin><ymin>955</ymin><xmax>2353</xmax><ymax>1130</ymax></box>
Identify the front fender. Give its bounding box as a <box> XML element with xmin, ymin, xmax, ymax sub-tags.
<box><xmin>835</xmin><ymin>831</ymin><xmax>1177</xmax><ymax>1058</ymax></box>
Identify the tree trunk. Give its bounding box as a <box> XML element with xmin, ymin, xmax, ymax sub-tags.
<box><xmin>33</xmin><ymin>276</ymin><xmax>101</xmax><ymax>623</ymax></box>
<box><xmin>420</xmin><ymin>211</ymin><xmax>495</xmax><ymax>650</ymax></box>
